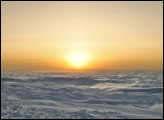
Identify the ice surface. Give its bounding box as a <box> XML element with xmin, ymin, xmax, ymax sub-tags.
<box><xmin>1</xmin><ymin>71</ymin><xmax>163</xmax><ymax>119</ymax></box>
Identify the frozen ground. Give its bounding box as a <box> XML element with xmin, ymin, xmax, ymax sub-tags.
<box><xmin>1</xmin><ymin>70</ymin><xmax>163</xmax><ymax>119</ymax></box>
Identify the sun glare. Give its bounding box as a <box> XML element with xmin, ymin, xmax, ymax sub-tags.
<box><xmin>67</xmin><ymin>51</ymin><xmax>90</xmax><ymax>69</ymax></box>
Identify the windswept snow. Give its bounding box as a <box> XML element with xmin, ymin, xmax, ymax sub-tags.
<box><xmin>1</xmin><ymin>71</ymin><xmax>163</xmax><ymax>119</ymax></box>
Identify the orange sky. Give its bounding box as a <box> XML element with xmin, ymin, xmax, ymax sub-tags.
<box><xmin>1</xmin><ymin>1</ymin><xmax>163</xmax><ymax>71</ymax></box>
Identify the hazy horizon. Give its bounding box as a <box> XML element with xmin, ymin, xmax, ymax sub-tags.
<box><xmin>1</xmin><ymin>2</ymin><xmax>163</xmax><ymax>119</ymax></box>
<box><xmin>1</xmin><ymin>1</ymin><xmax>163</xmax><ymax>71</ymax></box>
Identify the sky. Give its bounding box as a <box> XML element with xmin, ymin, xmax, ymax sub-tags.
<box><xmin>1</xmin><ymin>1</ymin><xmax>163</xmax><ymax>71</ymax></box>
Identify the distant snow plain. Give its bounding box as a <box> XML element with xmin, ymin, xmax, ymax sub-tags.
<box><xmin>1</xmin><ymin>70</ymin><xmax>163</xmax><ymax>119</ymax></box>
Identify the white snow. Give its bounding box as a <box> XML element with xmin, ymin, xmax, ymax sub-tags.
<box><xmin>1</xmin><ymin>70</ymin><xmax>163</xmax><ymax>119</ymax></box>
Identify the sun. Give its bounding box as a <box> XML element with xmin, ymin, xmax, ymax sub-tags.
<box><xmin>67</xmin><ymin>51</ymin><xmax>90</xmax><ymax>69</ymax></box>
